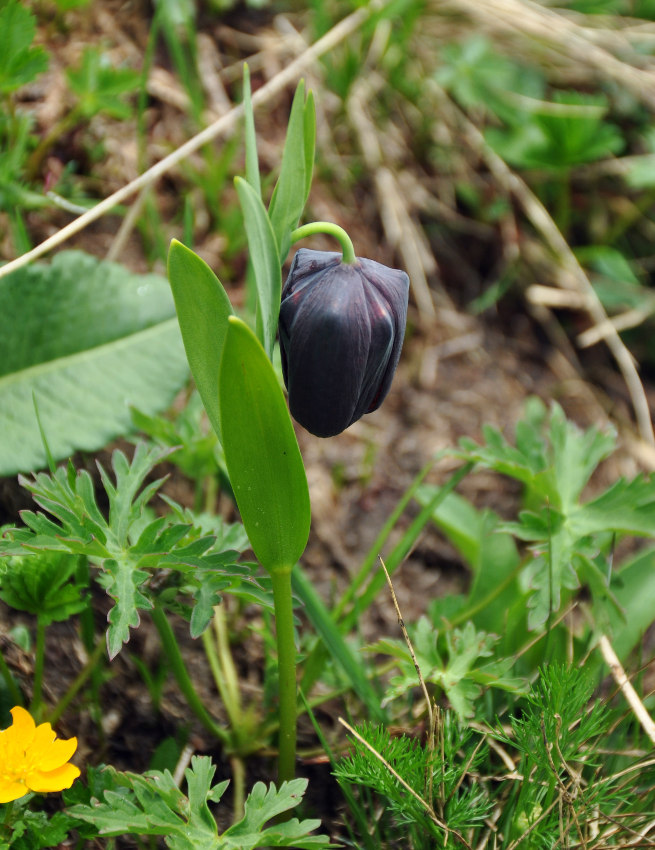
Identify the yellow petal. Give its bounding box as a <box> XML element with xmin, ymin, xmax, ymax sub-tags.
<box><xmin>7</xmin><ymin>706</ymin><xmax>36</xmax><ymax>748</ymax></box>
<box><xmin>0</xmin><ymin>778</ymin><xmax>29</xmax><ymax>804</ymax></box>
<box><xmin>29</xmin><ymin>722</ymin><xmax>56</xmax><ymax>762</ymax></box>
<box><xmin>26</xmin><ymin>762</ymin><xmax>81</xmax><ymax>793</ymax></box>
<box><xmin>33</xmin><ymin>735</ymin><xmax>78</xmax><ymax>772</ymax></box>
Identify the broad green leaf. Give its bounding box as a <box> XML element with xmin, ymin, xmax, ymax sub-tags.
<box><xmin>242</xmin><ymin>64</ymin><xmax>261</xmax><ymax>197</ymax></box>
<box><xmin>416</xmin><ymin>487</ymin><xmax>522</xmax><ymax>638</ymax></box>
<box><xmin>570</xmin><ymin>475</ymin><xmax>655</xmax><ymax>538</ymax></box>
<box><xmin>0</xmin><ymin>0</ymin><xmax>48</xmax><ymax>94</ymax></box>
<box><xmin>218</xmin><ymin>317</ymin><xmax>310</xmax><ymax>574</ymax></box>
<box><xmin>0</xmin><ymin>251</ymin><xmax>188</xmax><ymax>475</ymax></box>
<box><xmin>609</xmin><ymin>548</ymin><xmax>655</xmax><ymax>659</ymax></box>
<box><xmin>168</xmin><ymin>239</ymin><xmax>233</xmax><ymax>442</ymax></box>
<box><xmin>268</xmin><ymin>80</ymin><xmax>314</xmax><ymax>261</ymax></box>
<box><xmin>234</xmin><ymin>177</ymin><xmax>281</xmax><ymax>359</ymax></box>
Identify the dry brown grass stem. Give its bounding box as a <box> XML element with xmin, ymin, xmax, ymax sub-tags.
<box><xmin>526</xmin><ymin>286</ymin><xmax>655</xmax><ymax>350</ymax></box>
<box><xmin>0</xmin><ymin>0</ymin><xmax>391</xmax><ymax>281</ymax></box>
<box><xmin>598</xmin><ymin>634</ymin><xmax>655</xmax><ymax>747</ymax></box>
<box><xmin>428</xmin><ymin>80</ymin><xmax>655</xmax><ymax>446</ymax></box>
<box><xmin>442</xmin><ymin>0</ymin><xmax>655</xmax><ymax>110</ymax></box>
<box><xmin>346</xmin><ymin>64</ymin><xmax>440</xmax><ymax>321</ymax></box>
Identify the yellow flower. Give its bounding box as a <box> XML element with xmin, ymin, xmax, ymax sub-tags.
<box><xmin>0</xmin><ymin>706</ymin><xmax>80</xmax><ymax>803</ymax></box>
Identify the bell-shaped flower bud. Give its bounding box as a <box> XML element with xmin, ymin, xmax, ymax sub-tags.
<box><xmin>279</xmin><ymin>249</ymin><xmax>409</xmax><ymax>438</ymax></box>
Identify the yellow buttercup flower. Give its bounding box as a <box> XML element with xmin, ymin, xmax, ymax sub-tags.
<box><xmin>0</xmin><ymin>706</ymin><xmax>80</xmax><ymax>803</ymax></box>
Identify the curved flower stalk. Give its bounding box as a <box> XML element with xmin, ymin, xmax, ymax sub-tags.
<box><xmin>279</xmin><ymin>247</ymin><xmax>410</xmax><ymax>438</ymax></box>
<box><xmin>0</xmin><ymin>706</ymin><xmax>80</xmax><ymax>803</ymax></box>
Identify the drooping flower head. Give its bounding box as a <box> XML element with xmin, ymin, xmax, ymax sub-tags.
<box><xmin>279</xmin><ymin>249</ymin><xmax>409</xmax><ymax>438</ymax></box>
<box><xmin>0</xmin><ymin>706</ymin><xmax>80</xmax><ymax>803</ymax></box>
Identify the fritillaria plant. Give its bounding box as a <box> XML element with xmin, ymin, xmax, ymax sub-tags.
<box><xmin>168</xmin><ymin>70</ymin><xmax>409</xmax><ymax>783</ymax></box>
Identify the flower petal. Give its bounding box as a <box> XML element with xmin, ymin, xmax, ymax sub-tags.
<box><xmin>26</xmin><ymin>762</ymin><xmax>81</xmax><ymax>793</ymax></box>
<box><xmin>32</xmin><ymin>734</ymin><xmax>78</xmax><ymax>772</ymax></box>
<box><xmin>7</xmin><ymin>706</ymin><xmax>36</xmax><ymax>746</ymax></box>
<box><xmin>0</xmin><ymin>779</ymin><xmax>29</xmax><ymax>804</ymax></box>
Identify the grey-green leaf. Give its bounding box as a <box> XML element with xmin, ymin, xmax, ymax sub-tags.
<box><xmin>0</xmin><ymin>251</ymin><xmax>189</xmax><ymax>476</ymax></box>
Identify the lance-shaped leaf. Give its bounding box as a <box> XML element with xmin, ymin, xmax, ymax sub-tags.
<box><xmin>168</xmin><ymin>239</ymin><xmax>233</xmax><ymax>442</ymax></box>
<box><xmin>234</xmin><ymin>177</ymin><xmax>281</xmax><ymax>360</ymax></box>
<box><xmin>268</xmin><ymin>80</ymin><xmax>316</xmax><ymax>262</ymax></box>
<box><xmin>218</xmin><ymin>317</ymin><xmax>310</xmax><ymax>574</ymax></box>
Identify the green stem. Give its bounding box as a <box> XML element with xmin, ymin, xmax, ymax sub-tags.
<box><xmin>150</xmin><ymin>601</ymin><xmax>227</xmax><ymax>744</ymax></box>
<box><xmin>30</xmin><ymin>617</ymin><xmax>46</xmax><ymax>718</ymax></box>
<box><xmin>291</xmin><ymin>222</ymin><xmax>357</xmax><ymax>264</ymax></box>
<box><xmin>0</xmin><ymin>649</ymin><xmax>22</xmax><ymax>708</ymax></box>
<box><xmin>271</xmin><ymin>569</ymin><xmax>297</xmax><ymax>784</ymax></box>
<box><xmin>2</xmin><ymin>801</ymin><xmax>14</xmax><ymax>836</ymax></box>
<box><xmin>230</xmin><ymin>755</ymin><xmax>246</xmax><ymax>821</ymax></box>
<box><xmin>200</xmin><ymin>606</ymin><xmax>242</xmax><ymax>728</ymax></box>
<box><xmin>47</xmin><ymin>638</ymin><xmax>107</xmax><ymax>726</ymax></box>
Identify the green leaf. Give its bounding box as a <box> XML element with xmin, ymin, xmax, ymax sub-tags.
<box><xmin>570</xmin><ymin>475</ymin><xmax>655</xmax><ymax>538</ymax></box>
<box><xmin>66</xmin><ymin>47</ymin><xmax>140</xmax><ymax>120</ymax></box>
<box><xmin>609</xmin><ymin>547</ymin><xmax>655</xmax><ymax>659</ymax></box>
<box><xmin>268</xmin><ymin>80</ymin><xmax>315</xmax><ymax>261</ymax></box>
<box><xmin>101</xmin><ymin>556</ymin><xmax>152</xmax><ymax>658</ymax></box>
<box><xmin>234</xmin><ymin>177</ymin><xmax>281</xmax><ymax>359</ymax></box>
<box><xmin>68</xmin><ymin>761</ymin><xmax>332</xmax><ymax>850</ymax></box>
<box><xmin>0</xmin><ymin>444</ymin><xmax>259</xmax><ymax>655</ymax></box>
<box><xmin>167</xmin><ymin>239</ymin><xmax>233</xmax><ymax>442</ymax></box>
<box><xmin>224</xmin><ymin>779</ymin><xmax>334</xmax><ymax>848</ymax></box>
<box><xmin>457</xmin><ymin>399</ymin><xmax>616</xmax><ymax>513</ymax></box>
<box><xmin>0</xmin><ymin>0</ymin><xmax>48</xmax><ymax>94</ymax></box>
<box><xmin>416</xmin><ymin>487</ymin><xmax>523</xmax><ymax>638</ymax></box>
<box><xmin>0</xmin><ymin>251</ymin><xmax>188</xmax><ymax>476</ymax></box>
<box><xmin>302</xmin><ymin>91</ymin><xmax>316</xmax><ymax>206</ymax></box>
<box><xmin>373</xmin><ymin>618</ymin><xmax>525</xmax><ymax>720</ymax></box>
<box><xmin>0</xmin><ymin>552</ymin><xmax>86</xmax><ymax>624</ymax></box>
<box><xmin>242</xmin><ymin>64</ymin><xmax>261</xmax><ymax>198</ymax></box>
<box><xmin>292</xmin><ymin>565</ymin><xmax>385</xmax><ymax>722</ymax></box>
<box><xmin>218</xmin><ymin>317</ymin><xmax>310</xmax><ymax>574</ymax></box>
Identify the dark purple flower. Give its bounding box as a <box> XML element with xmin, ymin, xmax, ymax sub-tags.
<box><xmin>278</xmin><ymin>249</ymin><xmax>409</xmax><ymax>438</ymax></box>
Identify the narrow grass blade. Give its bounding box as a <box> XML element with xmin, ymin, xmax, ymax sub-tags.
<box><xmin>293</xmin><ymin>565</ymin><xmax>385</xmax><ymax>722</ymax></box>
<box><xmin>242</xmin><ymin>63</ymin><xmax>261</xmax><ymax>198</ymax></box>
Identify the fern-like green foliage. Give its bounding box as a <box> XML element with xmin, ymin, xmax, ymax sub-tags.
<box><xmin>335</xmin><ymin>666</ymin><xmax>655</xmax><ymax>849</ymax></box>
<box><xmin>0</xmin><ymin>444</ymin><xmax>268</xmax><ymax>657</ymax></box>
<box><xmin>68</xmin><ymin>756</ymin><xmax>335</xmax><ymax>849</ymax></box>
<box><xmin>490</xmin><ymin>664</ymin><xmax>649</xmax><ymax>848</ymax></box>
<box><xmin>335</xmin><ymin>717</ymin><xmax>490</xmax><ymax>848</ymax></box>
